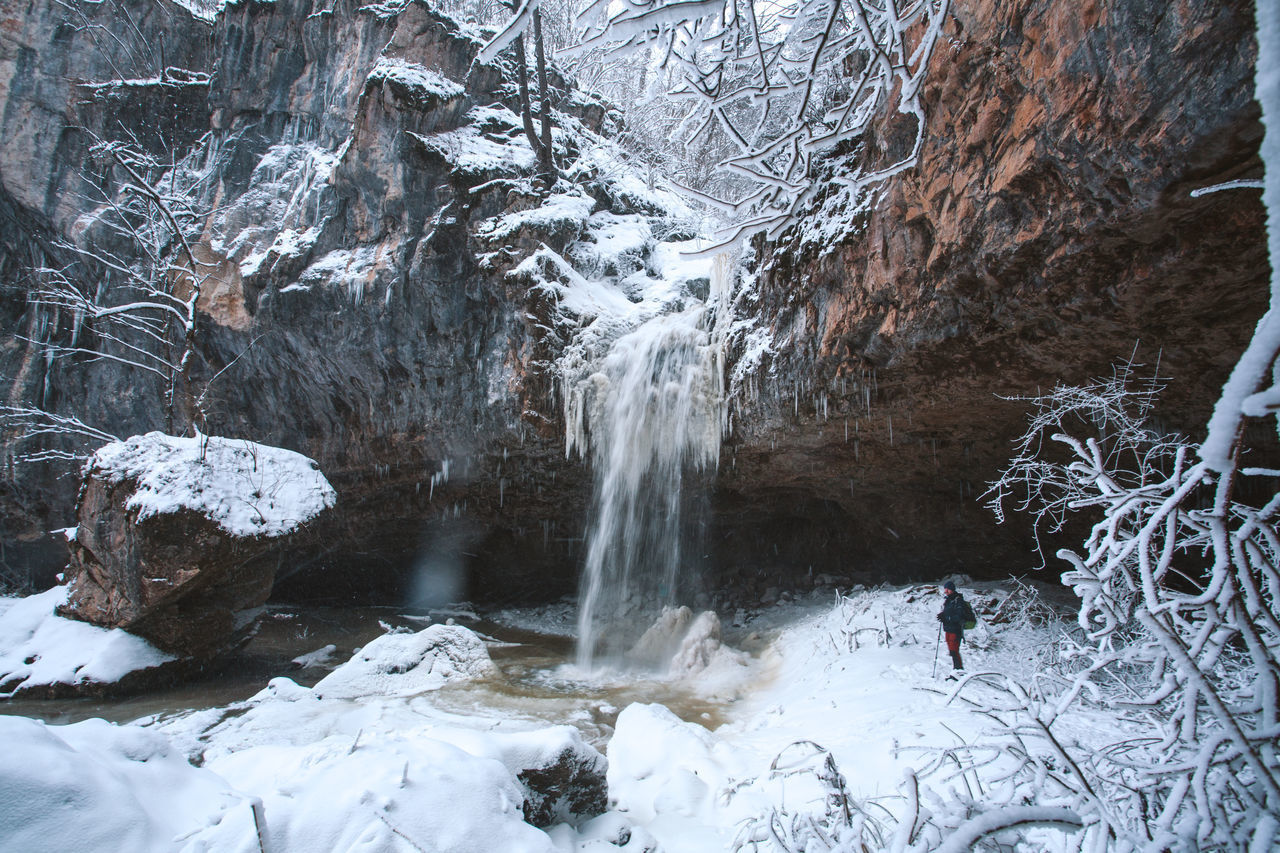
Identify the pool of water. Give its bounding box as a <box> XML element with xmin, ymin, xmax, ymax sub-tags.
<box><xmin>0</xmin><ymin>604</ymin><xmax>740</xmax><ymax>746</ymax></box>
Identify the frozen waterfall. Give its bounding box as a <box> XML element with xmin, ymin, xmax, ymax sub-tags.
<box><xmin>564</xmin><ymin>257</ymin><xmax>731</xmax><ymax>669</ymax></box>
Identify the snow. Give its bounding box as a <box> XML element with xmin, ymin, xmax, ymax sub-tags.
<box><xmin>189</xmin><ymin>734</ymin><xmax>556</xmax><ymax>853</ymax></box>
<box><xmin>0</xmin><ymin>584</ymin><xmax>1119</xmax><ymax>852</ymax></box>
<box><xmin>367</xmin><ymin>57</ymin><xmax>466</xmax><ymax>102</ymax></box>
<box><xmin>0</xmin><ymin>587</ymin><xmax>175</xmax><ymax>696</ymax></box>
<box><xmin>291</xmin><ymin>644</ymin><xmax>338</xmax><ymax>668</ymax></box>
<box><xmin>408</xmin><ymin>125</ymin><xmax>536</xmax><ymax>175</ymax></box>
<box><xmin>290</xmin><ymin>244</ymin><xmax>395</xmax><ymax>302</ymax></box>
<box><xmin>0</xmin><ymin>715</ymin><xmax>244</xmax><ymax>853</ymax></box>
<box><xmin>170</xmin><ymin>0</ymin><xmax>224</xmax><ymax>23</ymax></box>
<box><xmin>478</xmin><ymin>190</ymin><xmax>597</xmax><ymax>242</ymax></box>
<box><xmin>90</xmin><ymin>431</ymin><xmax>336</xmax><ymax>539</ymax></box>
<box><xmin>211</xmin><ymin>140</ymin><xmax>340</xmax><ymax>280</ymax></box>
<box><xmin>565</xmin><ymin>142</ymin><xmax>701</xmax><ymax>222</ymax></box>
<box><xmin>311</xmin><ymin>623</ymin><xmax>497</xmax><ymax>699</ymax></box>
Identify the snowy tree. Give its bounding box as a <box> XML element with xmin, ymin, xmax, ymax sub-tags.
<box><xmin>958</xmin><ymin>11</ymin><xmax>1280</xmax><ymax>838</ymax></box>
<box><xmin>972</xmin><ymin>360</ymin><xmax>1278</xmax><ymax>849</ymax></box>
<box><xmin>4</xmin><ymin>130</ymin><xmax>221</xmax><ymax>460</ymax></box>
<box><xmin>559</xmin><ymin>0</ymin><xmax>952</xmax><ymax>245</ymax></box>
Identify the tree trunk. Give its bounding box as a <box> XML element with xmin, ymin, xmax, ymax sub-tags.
<box><xmin>532</xmin><ymin>9</ymin><xmax>555</xmax><ymax>181</ymax></box>
<box><xmin>514</xmin><ymin>34</ymin><xmax>541</xmax><ymax>161</ymax></box>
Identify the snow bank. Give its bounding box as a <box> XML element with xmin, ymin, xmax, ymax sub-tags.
<box><xmin>600</xmin><ymin>585</ymin><xmax>1083</xmax><ymax>852</ymax></box>
<box><xmin>2</xmin><ymin>585</ymin><xmax>1102</xmax><ymax>853</ymax></box>
<box><xmin>479</xmin><ymin>190</ymin><xmax>596</xmax><ymax>242</ymax></box>
<box><xmin>191</xmin><ymin>733</ymin><xmax>557</xmax><ymax>853</ymax></box>
<box><xmin>0</xmin><ymin>587</ymin><xmax>174</xmax><ymax>697</ymax></box>
<box><xmin>90</xmin><ymin>432</ymin><xmax>336</xmax><ymax>539</ymax></box>
<box><xmin>0</xmin><ymin>715</ymin><xmax>245</xmax><ymax>853</ymax></box>
<box><xmin>312</xmin><ymin>623</ymin><xmax>497</xmax><ymax>699</ymax></box>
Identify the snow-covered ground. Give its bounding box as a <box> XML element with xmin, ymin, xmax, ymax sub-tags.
<box><xmin>0</xmin><ymin>580</ymin><xmax>1098</xmax><ymax>852</ymax></box>
<box><xmin>0</xmin><ymin>586</ymin><xmax>176</xmax><ymax>697</ymax></box>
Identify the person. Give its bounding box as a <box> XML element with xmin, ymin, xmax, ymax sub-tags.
<box><xmin>936</xmin><ymin>581</ymin><xmax>971</xmax><ymax>671</ymax></box>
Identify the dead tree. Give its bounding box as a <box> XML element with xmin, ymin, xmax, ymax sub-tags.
<box><xmin>477</xmin><ymin>0</ymin><xmax>558</xmax><ymax>184</ymax></box>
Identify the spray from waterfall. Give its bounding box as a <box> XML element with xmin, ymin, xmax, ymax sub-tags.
<box><xmin>566</xmin><ymin>255</ymin><xmax>732</xmax><ymax>670</ymax></box>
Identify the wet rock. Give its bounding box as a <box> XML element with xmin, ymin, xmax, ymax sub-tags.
<box><xmin>517</xmin><ymin>742</ymin><xmax>609</xmax><ymax>828</ymax></box>
<box><xmin>716</xmin><ymin>0</ymin><xmax>1267</xmax><ymax>581</ymax></box>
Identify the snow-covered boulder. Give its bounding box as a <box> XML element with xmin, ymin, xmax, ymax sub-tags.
<box><xmin>191</xmin><ymin>733</ymin><xmax>558</xmax><ymax>853</ymax></box>
<box><xmin>312</xmin><ymin>623</ymin><xmax>496</xmax><ymax>699</ymax></box>
<box><xmin>60</xmin><ymin>432</ymin><xmax>335</xmax><ymax>660</ymax></box>
<box><xmin>435</xmin><ymin>726</ymin><xmax>609</xmax><ymax>828</ymax></box>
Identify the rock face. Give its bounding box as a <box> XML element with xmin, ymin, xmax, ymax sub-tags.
<box><xmin>0</xmin><ymin>0</ymin><xmax>607</xmax><ymax>601</ymax></box>
<box><xmin>708</xmin><ymin>0</ymin><xmax>1267</xmax><ymax>588</ymax></box>
<box><xmin>61</xmin><ymin>433</ymin><xmax>335</xmax><ymax>657</ymax></box>
<box><xmin>0</xmin><ymin>0</ymin><xmax>1268</xmax><ymax>604</ymax></box>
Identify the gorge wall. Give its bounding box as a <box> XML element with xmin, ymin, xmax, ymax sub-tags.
<box><xmin>710</xmin><ymin>0</ymin><xmax>1267</xmax><ymax>592</ymax></box>
<box><xmin>0</xmin><ymin>0</ymin><xmax>1268</xmax><ymax>606</ymax></box>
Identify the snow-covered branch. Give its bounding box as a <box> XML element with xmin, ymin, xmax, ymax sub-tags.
<box><xmin>563</xmin><ymin>0</ymin><xmax>951</xmax><ymax>247</ymax></box>
<box><xmin>982</xmin><ymin>363</ymin><xmax>1280</xmax><ymax>849</ymax></box>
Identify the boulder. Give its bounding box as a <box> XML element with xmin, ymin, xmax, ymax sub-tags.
<box><xmin>445</xmin><ymin>726</ymin><xmax>609</xmax><ymax>829</ymax></box>
<box><xmin>517</xmin><ymin>742</ymin><xmax>610</xmax><ymax>828</ymax></box>
<box><xmin>311</xmin><ymin>623</ymin><xmax>496</xmax><ymax>699</ymax></box>
<box><xmin>59</xmin><ymin>433</ymin><xmax>335</xmax><ymax>659</ymax></box>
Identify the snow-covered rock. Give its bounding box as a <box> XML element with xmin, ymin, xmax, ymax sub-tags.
<box><xmin>59</xmin><ymin>432</ymin><xmax>336</xmax><ymax>661</ymax></box>
<box><xmin>312</xmin><ymin>623</ymin><xmax>496</xmax><ymax>699</ymax></box>
<box><xmin>435</xmin><ymin>726</ymin><xmax>609</xmax><ymax>828</ymax></box>
<box><xmin>88</xmin><ymin>431</ymin><xmax>335</xmax><ymax>538</ymax></box>
<box><xmin>0</xmin><ymin>715</ymin><xmax>247</xmax><ymax>853</ymax></box>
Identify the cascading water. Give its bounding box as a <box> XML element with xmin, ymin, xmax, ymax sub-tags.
<box><xmin>565</xmin><ymin>257</ymin><xmax>731</xmax><ymax>670</ymax></box>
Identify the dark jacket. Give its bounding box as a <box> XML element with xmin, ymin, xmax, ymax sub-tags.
<box><xmin>940</xmin><ymin>592</ymin><xmax>970</xmax><ymax>635</ymax></box>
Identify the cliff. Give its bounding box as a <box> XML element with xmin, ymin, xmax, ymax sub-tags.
<box><xmin>0</xmin><ymin>0</ymin><xmax>625</xmax><ymax>600</ymax></box>
<box><xmin>0</xmin><ymin>0</ymin><xmax>1268</xmax><ymax>604</ymax></box>
<box><xmin>709</xmin><ymin>0</ymin><xmax>1268</xmax><ymax>590</ymax></box>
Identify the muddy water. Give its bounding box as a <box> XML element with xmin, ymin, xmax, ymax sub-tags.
<box><xmin>0</xmin><ymin>605</ymin><xmax>734</xmax><ymax>747</ymax></box>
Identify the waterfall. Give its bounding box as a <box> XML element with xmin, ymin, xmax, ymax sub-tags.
<box><xmin>567</xmin><ymin>256</ymin><xmax>731</xmax><ymax>670</ymax></box>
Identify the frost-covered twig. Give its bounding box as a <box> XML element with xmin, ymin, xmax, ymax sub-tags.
<box><xmin>981</xmin><ymin>363</ymin><xmax>1280</xmax><ymax>849</ymax></box>
<box><xmin>562</xmin><ymin>0</ymin><xmax>951</xmax><ymax>247</ymax></box>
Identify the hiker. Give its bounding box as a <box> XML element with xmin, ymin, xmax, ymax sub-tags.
<box><xmin>936</xmin><ymin>581</ymin><xmax>974</xmax><ymax>671</ymax></box>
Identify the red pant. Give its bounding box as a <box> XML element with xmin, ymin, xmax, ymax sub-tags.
<box><xmin>945</xmin><ymin>632</ymin><xmax>961</xmax><ymax>652</ymax></box>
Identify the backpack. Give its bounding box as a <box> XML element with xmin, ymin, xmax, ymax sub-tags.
<box><xmin>961</xmin><ymin>599</ymin><xmax>977</xmax><ymax>631</ymax></box>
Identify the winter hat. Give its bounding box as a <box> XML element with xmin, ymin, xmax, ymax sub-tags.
<box><xmin>943</xmin><ymin>581</ymin><xmax>956</xmax><ymax>592</ymax></box>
